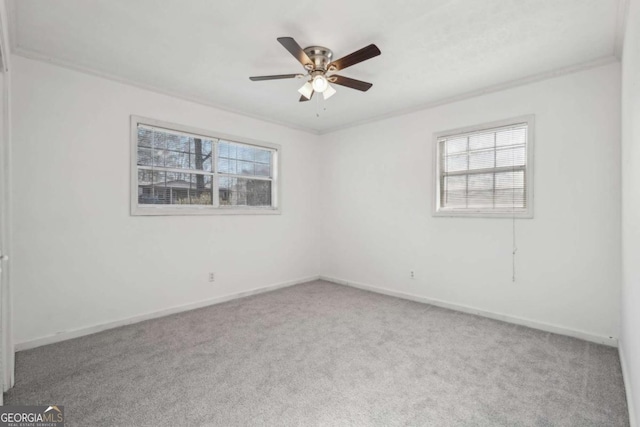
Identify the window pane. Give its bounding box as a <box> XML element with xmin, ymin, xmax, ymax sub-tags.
<box><xmin>446</xmin><ymin>154</ymin><xmax>467</xmax><ymax>172</ymax></box>
<box><xmin>166</xmin><ymin>135</ymin><xmax>189</xmax><ymax>152</ymax></box>
<box><xmin>443</xmin><ymin>175</ymin><xmax>466</xmax><ymax>208</ymax></box>
<box><xmin>496</xmin><ymin>146</ymin><xmax>526</xmax><ymax>167</ymax></box>
<box><xmin>237</xmin><ymin>160</ymin><xmax>255</xmax><ymax>175</ymax></box>
<box><xmin>200</xmin><ymin>140</ymin><xmax>213</xmax><ymax>172</ymax></box>
<box><xmin>152</xmin><ymin>132</ymin><xmax>167</xmax><ymax>149</ymax></box>
<box><xmin>255</xmin><ymin>163</ymin><xmax>271</xmax><ymax>177</ymax></box>
<box><xmin>468</xmin><ymin>150</ymin><xmax>494</xmax><ymax>170</ymax></box>
<box><xmin>139</xmin><ymin>171</ymin><xmax>166</xmax><ymax>205</ymax></box>
<box><xmin>255</xmin><ymin>149</ymin><xmax>271</xmax><ymax>164</ymax></box>
<box><xmin>140</xmin><ymin>172</ymin><xmax>213</xmax><ymax>206</ymax></box>
<box><xmin>165</xmin><ymin>150</ymin><xmax>190</xmax><ymax>169</ymax></box>
<box><xmin>218</xmin><ymin>141</ymin><xmax>229</xmax><ymax>158</ymax></box>
<box><xmin>445</xmin><ymin>175</ymin><xmax>466</xmax><ymax>191</ymax></box>
<box><xmin>163</xmin><ymin>133</ymin><xmax>182</xmax><ymax>152</ymax></box>
<box><xmin>469</xmin><ymin>132</ymin><xmax>494</xmax><ymax>151</ymax></box>
<box><xmin>445</xmin><ymin>138</ymin><xmax>467</xmax><ymax>154</ymax></box>
<box><xmin>219</xmin><ymin>177</ymin><xmax>272</xmax><ymax>207</ymax></box>
<box><xmin>467</xmin><ymin>190</ymin><xmax>494</xmax><ymax>208</ymax></box>
<box><xmin>237</xmin><ymin>145</ymin><xmax>255</xmax><ymax>161</ymax></box>
<box><xmin>467</xmin><ymin>173</ymin><xmax>494</xmax><ymax>208</ymax></box>
<box><xmin>217</xmin><ymin>141</ymin><xmax>273</xmax><ymax>178</ymax></box>
<box><xmin>138</xmin><ymin>128</ymin><xmax>154</xmax><ymax>148</ymax></box>
<box><xmin>138</xmin><ymin>169</ymin><xmax>153</xmax><ymax>185</ymax></box>
<box><xmin>218</xmin><ymin>141</ymin><xmax>237</xmax><ymax>159</ymax></box>
<box><xmin>218</xmin><ymin>158</ymin><xmax>237</xmax><ymax>174</ymax></box>
<box><xmin>495</xmin><ymin>171</ymin><xmax>525</xmax><ymax>189</ymax></box>
<box><xmin>137</xmin><ymin>147</ymin><xmax>153</xmax><ymax>166</ymax></box>
<box><xmin>185</xmin><ymin>174</ymin><xmax>213</xmax><ymax>205</ymax></box>
<box><xmin>468</xmin><ymin>173</ymin><xmax>493</xmax><ymax>191</ymax></box>
<box><xmin>192</xmin><ymin>138</ymin><xmax>212</xmax><ymax>172</ymax></box>
<box><xmin>496</xmin><ymin>127</ymin><xmax>526</xmax><ymax>147</ymax></box>
<box><xmin>137</xmin><ymin>125</ymin><xmax>214</xmax><ymax>172</ymax></box>
<box><xmin>153</xmin><ymin>149</ymin><xmax>165</xmax><ymax>167</ymax></box>
<box><xmin>495</xmin><ymin>189</ymin><xmax>526</xmax><ymax>208</ymax></box>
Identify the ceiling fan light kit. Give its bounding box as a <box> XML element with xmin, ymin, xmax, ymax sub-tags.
<box><xmin>249</xmin><ymin>37</ymin><xmax>381</xmax><ymax>103</ymax></box>
<box><xmin>311</xmin><ymin>73</ymin><xmax>328</xmax><ymax>93</ymax></box>
<box><xmin>322</xmin><ymin>84</ymin><xmax>337</xmax><ymax>100</ymax></box>
<box><xmin>298</xmin><ymin>81</ymin><xmax>314</xmax><ymax>99</ymax></box>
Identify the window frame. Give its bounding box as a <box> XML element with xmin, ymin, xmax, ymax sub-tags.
<box><xmin>432</xmin><ymin>115</ymin><xmax>535</xmax><ymax>219</ymax></box>
<box><xmin>130</xmin><ymin>116</ymin><xmax>281</xmax><ymax>216</ymax></box>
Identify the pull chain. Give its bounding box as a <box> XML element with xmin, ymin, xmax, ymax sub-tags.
<box><xmin>315</xmin><ymin>92</ymin><xmax>326</xmax><ymax>118</ymax></box>
<box><xmin>512</xmin><ymin>214</ymin><xmax>517</xmax><ymax>282</ymax></box>
<box><xmin>511</xmin><ymin>129</ymin><xmax>517</xmax><ymax>283</ymax></box>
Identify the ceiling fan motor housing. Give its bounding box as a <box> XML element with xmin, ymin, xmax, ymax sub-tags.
<box><xmin>303</xmin><ymin>46</ymin><xmax>333</xmax><ymax>72</ymax></box>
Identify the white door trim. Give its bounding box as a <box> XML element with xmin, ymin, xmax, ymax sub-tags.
<box><xmin>0</xmin><ymin>0</ymin><xmax>14</xmax><ymax>394</ymax></box>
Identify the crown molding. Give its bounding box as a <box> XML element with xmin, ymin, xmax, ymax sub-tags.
<box><xmin>7</xmin><ymin>0</ymin><xmax>321</xmax><ymax>135</ymax></box>
<box><xmin>5</xmin><ymin>0</ymin><xmax>626</xmax><ymax>136</ymax></box>
<box><xmin>15</xmin><ymin>47</ymin><xmax>618</xmax><ymax>138</ymax></box>
<box><xmin>11</xmin><ymin>47</ymin><xmax>322</xmax><ymax>136</ymax></box>
<box><xmin>9</xmin><ymin>5</ymin><xmax>620</xmax><ymax>140</ymax></box>
<box><xmin>318</xmin><ymin>55</ymin><xmax>619</xmax><ymax>135</ymax></box>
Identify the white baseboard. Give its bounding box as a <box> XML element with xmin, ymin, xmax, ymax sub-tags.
<box><xmin>15</xmin><ymin>275</ymin><xmax>320</xmax><ymax>352</ymax></box>
<box><xmin>14</xmin><ymin>274</ymin><xmax>619</xmax><ymax>351</ymax></box>
<box><xmin>320</xmin><ymin>275</ymin><xmax>618</xmax><ymax>347</ymax></box>
<box><xmin>619</xmin><ymin>342</ymin><xmax>638</xmax><ymax>427</ymax></box>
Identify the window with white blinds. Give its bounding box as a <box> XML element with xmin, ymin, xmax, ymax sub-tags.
<box><xmin>131</xmin><ymin>117</ymin><xmax>279</xmax><ymax>215</ymax></box>
<box><xmin>434</xmin><ymin>116</ymin><xmax>534</xmax><ymax>218</ymax></box>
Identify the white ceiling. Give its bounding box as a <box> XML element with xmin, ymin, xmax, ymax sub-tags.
<box><xmin>9</xmin><ymin>0</ymin><xmax>624</xmax><ymax>134</ymax></box>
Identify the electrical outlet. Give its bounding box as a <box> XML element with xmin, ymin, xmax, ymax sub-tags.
<box><xmin>410</xmin><ymin>270</ymin><xmax>415</xmax><ymax>279</ymax></box>
<box><xmin>208</xmin><ymin>272</ymin><xmax>215</xmax><ymax>282</ymax></box>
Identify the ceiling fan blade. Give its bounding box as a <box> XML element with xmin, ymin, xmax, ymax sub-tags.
<box><xmin>249</xmin><ymin>74</ymin><xmax>301</xmax><ymax>81</ymax></box>
<box><xmin>277</xmin><ymin>37</ymin><xmax>313</xmax><ymax>67</ymax></box>
<box><xmin>299</xmin><ymin>91</ymin><xmax>314</xmax><ymax>102</ymax></box>
<box><xmin>328</xmin><ymin>44</ymin><xmax>381</xmax><ymax>71</ymax></box>
<box><xmin>329</xmin><ymin>75</ymin><xmax>373</xmax><ymax>92</ymax></box>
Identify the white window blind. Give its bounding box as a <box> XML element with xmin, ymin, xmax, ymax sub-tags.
<box><xmin>435</xmin><ymin>118</ymin><xmax>533</xmax><ymax>217</ymax></box>
<box><xmin>132</xmin><ymin>117</ymin><xmax>279</xmax><ymax>215</ymax></box>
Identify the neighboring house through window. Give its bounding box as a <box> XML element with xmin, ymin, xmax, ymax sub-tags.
<box><xmin>131</xmin><ymin>116</ymin><xmax>280</xmax><ymax>215</ymax></box>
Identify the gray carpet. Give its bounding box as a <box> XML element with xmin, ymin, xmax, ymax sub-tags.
<box><xmin>4</xmin><ymin>281</ymin><xmax>629</xmax><ymax>426</ymax></box>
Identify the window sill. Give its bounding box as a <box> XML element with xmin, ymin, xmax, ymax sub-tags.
<box><xmin>432</xmin><ymin>209</ymin><xmax>533</xmax><ymax>219</ymax></box>
<box><xmin>131</xmin><ymin>206</ymin><xmax>281</xmax><ymax>216</ymax></box>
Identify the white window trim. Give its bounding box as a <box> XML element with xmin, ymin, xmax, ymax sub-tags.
<box><xmin>432</xmin><ymin>115</ymin><xmax>535</xmax><ymax>219</ymax></box>
<box><xmin>130</xmin><ymin>115</ymin><xmax>281</xmax><ymax>216</ymax></box>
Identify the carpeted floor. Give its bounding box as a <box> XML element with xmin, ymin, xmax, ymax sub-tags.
<box><xmin>5</xmin><ymin>281</ymin><xmax>629</xmax><ymax>426</ymax></box>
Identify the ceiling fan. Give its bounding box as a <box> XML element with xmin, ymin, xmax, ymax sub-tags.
<box><xmin>249</xmin><ymin>37</ymin><xmax>381</xmax><ymax>102</ymax></box>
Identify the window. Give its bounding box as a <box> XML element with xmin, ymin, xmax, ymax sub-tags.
<box><xmin>131</xmin><ymin>116</ymin><xmax>279</xmax><ymax>215</ymax></box>
<box><xmin>433</xmin><ymin>116</ymin><xmax>534</xmax><ymax>218</ymax></box>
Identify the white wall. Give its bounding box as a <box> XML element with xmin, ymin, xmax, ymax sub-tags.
<box><xmin>621</xmin><ymin>0</ymin><xmax>640</xmax><ymax>423</ymax></box>
<box><xmin>11</xmin><ymin>55</ymin><xmax>321</xmax><ymax>346</ymax></box>
<box><xmin>320</xmin><ymin>63</ymin><xmax>622</xmax><ymax>343</ymax></box>
<box><xmin>10</xmin><ymin>54</ymin><xmax>624</xmax><ymax>352</ymax></box>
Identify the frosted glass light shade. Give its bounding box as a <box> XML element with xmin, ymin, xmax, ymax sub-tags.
<box><xmin>323</xmin><ymin>84</ymin><xmax>336</xmax><ymax>100</ymax></box>
<box><xmin>298</xmin><ymin>81</ymin><xmax>313</xmax><ymax>99</ymax></box>
<box><xmin>312</xmin><ymin>75</ymin><xmax>328</xmax><ymax>92</ymax></box>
